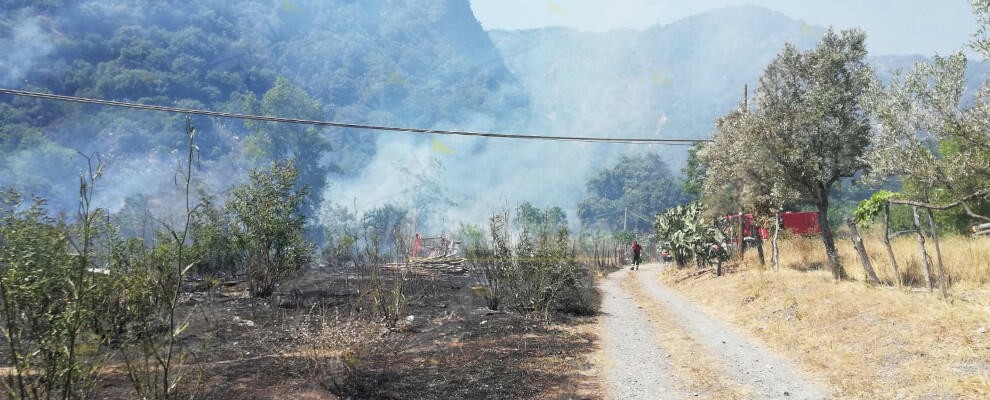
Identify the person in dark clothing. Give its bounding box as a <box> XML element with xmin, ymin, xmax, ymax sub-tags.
<box><xmin>631</xmin><ymin>240</ymin><xmax>642</xmax><ymax>270</ymax></box>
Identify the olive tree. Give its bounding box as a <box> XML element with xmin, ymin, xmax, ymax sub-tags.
<box><xmin>864</xmin><ymin>53</ymin><xmax>990</xmax><ymax>205</ymax></box>
<box><xmin>705</xmin><ymin>29</ymin><xmax>874</xmax><ymax>280</ymax></box>
<box><xmin>863</xmin><ymin>0</ymin><xmax>990</xmax><ymax>220</ymax></box>
<box><xmin>861</xmin><ymin>9</ymin><xmax>990</xmax><ymax>293</ymax></box>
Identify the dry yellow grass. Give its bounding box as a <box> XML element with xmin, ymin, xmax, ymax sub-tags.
<box><xmin>775</xmin><ymin>232</ymin><xmax>990</xmax><ymax>291</ymax></box>
<box><xmin>664</xmin><ymin>235</ymin><xmax>990</xmax><ymax>398</ymax></box>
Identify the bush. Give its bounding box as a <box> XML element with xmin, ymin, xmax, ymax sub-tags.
<box><xmin>509</xmin><ymin>223</ymin><xmax>587</xmax><ymax>322</ymax></box>
<box><xmin>0</xmin><ymin>190</ymin><xmax>90</xmax><ymax>399</ymax></box>
<box><xmin>0</xmin><ymin>170</ymin><xmax>119</xmax><ymax>399</ymax></box>
<box><xmin>189</xmin><ymin>192</ymin><xmax>243</xmax><ymax>278</ymax></box>
<box><xmin>227</xmin><ymin>160</ymin><xmax>314</xmax><ymax>297</ymax></box>
<box><xmin>470</xmin><ymin>209</ymin><xmax>593</xmax><ymax>322</ymax></box>
<box><xmin>467</xmin><ymin>213</ymin><xmax>512</xmax><ymax>311</ymax></box>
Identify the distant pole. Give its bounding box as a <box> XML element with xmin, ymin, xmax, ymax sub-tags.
<box><xmin>738</xmin><ymin>83</ymin><xmax>748</xmax><ymax>259</ymax></box>
<box><xmin>623</xmin><ymin>208</ymin><xmax>628</xmax><ymax>231</ymax></box>
<box><xmin>742</xmin><ymin>84</ymin><xmax>748</xmax><ymax>112</ymax></box>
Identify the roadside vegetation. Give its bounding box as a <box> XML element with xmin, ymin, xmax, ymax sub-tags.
<box><xmin>650</xmin><ymin>2</ymin><xmax>990</xmax><ymax>398</ymax></box>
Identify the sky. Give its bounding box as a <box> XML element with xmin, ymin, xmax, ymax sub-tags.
<box><xmin>468</xmin><ymin>0</ymin><xmax>978</xmax><ymax>56</ymax></box>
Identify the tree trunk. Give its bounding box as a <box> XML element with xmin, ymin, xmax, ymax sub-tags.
<box><xmin>911</xmin><ymin>206</ymin><xmax>933</xmax><ymax>292</ymax></box>
<box><xmin>925</xmin><ymin>208</ymin><xmax>948</xmax><ymax>298</ymax></box>
<box><xmin>845</xmin><ymin>217</ymin><xmax>880</xmax><ymax>286</ymax></box>
<box><xmin>817</xmin><ymin>195</ymin><xmax>846</xmax><ymax>280</ymax></box>
<box><xmin>755</xmin><ymin>224</ymin><xmax>766</xmax><ymax>266</ymax></box>
<box><xmin>882</xmin><ymin>202</ymin><xmax>901</xmax><ymax>287</ymax></box>
<box><xmin>737</xmin><ymin>212</ymin><xmax>745</xmax><ymax>258</ymax></box>
<box><xmin>772</xmin><ymin>211</ymin><xmax>781</xmax><ymax>272</ymax></box>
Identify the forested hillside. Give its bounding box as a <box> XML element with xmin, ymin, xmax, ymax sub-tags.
<box><xmin>0</xmin><ymin>0</ymin><xmax>527</xmax><ymax>214</ymax></box>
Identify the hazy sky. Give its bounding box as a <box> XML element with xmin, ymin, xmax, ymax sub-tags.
<box><xmin>469</xmin><ymin>0</ymin><xmax>978</xmax><ymax>56</ymax></box>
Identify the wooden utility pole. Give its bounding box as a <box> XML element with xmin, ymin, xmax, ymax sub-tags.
<box><xmin>742</xmin><ymin>83</ymin><xmax>748</xmax><ymax>112</ymax></box>
<box><xmin>737</xmin><ymin>84</ymin><xmax>748</xmax><ymax>259</ymax></box>
<box><xmin>623</xmin><ymin>208</ymin><xmax>627</xmax><ymax>231</ymax></box>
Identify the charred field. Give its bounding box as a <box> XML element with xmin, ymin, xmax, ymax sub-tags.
<box><xmin>83</xmin><ymin>266</ymin><xmax>603</xmax><ymax>400</ymax></box>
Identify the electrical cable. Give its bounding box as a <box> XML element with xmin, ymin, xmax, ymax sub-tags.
<box><xmin>0</xmin><ymin>88</ymin><xmax>711</xmax><ymax>145</ymax></box>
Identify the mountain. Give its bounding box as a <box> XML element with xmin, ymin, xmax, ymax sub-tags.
<box><xmin>490</xmin><ymin>6</ymin><xmax>821</xmax><ymax>142</ymax></box>
<box><xmin>0</xmin><ymin>0</ymin><xmax>528</xmax><ymax>214</ymax></box>
<box><xmin>489</xmin><ymin>5</ymin><xmax>989</xmax><ymax>169</ymax></box>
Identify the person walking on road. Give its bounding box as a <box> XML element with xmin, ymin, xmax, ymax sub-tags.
<box><xmin>631</xmin><ymin>240</ymin><xmax>642</xmax><ymax>270</ymax></box>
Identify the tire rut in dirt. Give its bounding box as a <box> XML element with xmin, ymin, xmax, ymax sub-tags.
<box><xmin>600</xmin><ymin>268</ymin><xmax>686</xmax><ymax>399</ymax></box>
<box><xmin>634</xmin><ymin>264</ymin><xmax>831</xmax><ymax>400</ymax></box>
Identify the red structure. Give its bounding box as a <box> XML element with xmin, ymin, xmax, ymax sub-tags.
<box><xmin>780</xmin><ymin>212</ymin><xmax>821</xmax><ymax>235</ymax></box>
<box><xmin>724</xmin><ymin>213</ymin><xmax>769</xmax><ymax>240</ymax></box>
<box><xmin>724</xmin><ymin>211</ymin><xmax>821</xmax><ymax>242</ymax></box>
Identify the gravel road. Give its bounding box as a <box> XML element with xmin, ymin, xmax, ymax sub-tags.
<box><xmin>600</xmin><ymin>263</ymin><xmax>831</xmax><ymax>400</ymax></box>
<box><xmin>600</xmin><ymin>267</ymin><xmax>686</xmax><ymax>399</ymax></box>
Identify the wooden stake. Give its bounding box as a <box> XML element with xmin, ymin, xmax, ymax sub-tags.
<box><xmin>882</xmin><ymin>202</ymin><xmax>901</xmax><ymax>287</ymax></box>
<box><xmin>772</xmin><ymin>211</ymin><xmax>781</xmax><ymax>272</ymax></box>
<box><xmin>911</xmin><ymin>206</ymin><xmax>934</xmax><ymax>292</ymax></box>
<box><xmin>925</xmin><ymin>209</ymin><xmax>948</xmax><ymax>298</ymax></box>
<box><xmin>845</xmin><ymin>217</ymin><xmax>879</xmax><ymax>285</ymax></box>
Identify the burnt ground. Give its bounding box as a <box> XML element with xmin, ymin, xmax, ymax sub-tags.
<box><xmin>88</xmin><ymin>266</ymin><xmax>603</xmax><ymax>399</ymax></box>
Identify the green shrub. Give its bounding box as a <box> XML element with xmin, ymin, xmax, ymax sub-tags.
<box><xmin>227</xmin><ymin>160</ymin><xmax>314</xmax><ymax>298</ymax></box>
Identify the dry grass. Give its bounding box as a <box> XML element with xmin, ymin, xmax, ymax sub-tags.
<box><xmin>620</xmin><ymin>273</ymin><xmax>752</xmax><ymax>399</ymax></box>
<box><xmin>774</xmin><ymin>232</ymin><xmax>990</xmax><ymax>291</ymax></box>
<box><xmin>664</xmin><ymin>235</ymin><xmax>990</xmax><ymax>398</ymax></box>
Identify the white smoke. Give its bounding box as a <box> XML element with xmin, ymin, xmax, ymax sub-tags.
<box><xmin>0</xmin><ymin>16</ymin><xmax>56</xmax><ymax>86</ymax></box>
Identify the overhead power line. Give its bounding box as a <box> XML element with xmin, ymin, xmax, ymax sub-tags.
<box><xmin>0</xmin><ymin>88</ymin><xmax>711</xmax><ymax>145</ymax></box>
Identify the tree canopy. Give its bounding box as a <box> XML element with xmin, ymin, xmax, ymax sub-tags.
<box><xmin>577</xmin><ymin>153</ymin><xmax>687</xmax><ymax>232</ymax></box>
<box><xmin>864</xmin><ymin>42</ymin><xmax>990</xmax><ymax>230</ymax></box>
<box><xmin>701</xmin><ymin>29</ymin><xmax>875</xmax><ymax>279</ymax></box>
<box><xmin>515</xmin><ymin>201</ymin><xmax>568</xmax><ymax>232</ymax></box>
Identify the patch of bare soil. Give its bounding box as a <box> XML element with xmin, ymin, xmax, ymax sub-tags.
<box><xmin>90</xmin><ymin>267</ymin><xmax>603</xmax><ymax>399</ymax></box>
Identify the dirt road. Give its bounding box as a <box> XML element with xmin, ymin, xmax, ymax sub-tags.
<box><xmin>599</xmin><ymin>263</ymin><xmax>831</xmax><ymax>399</ymax></box>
